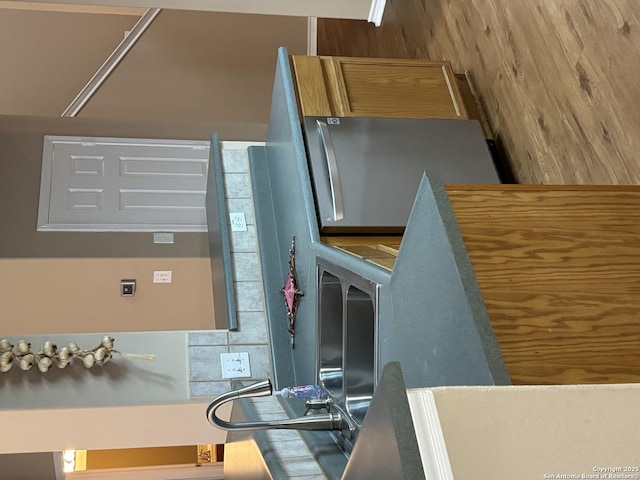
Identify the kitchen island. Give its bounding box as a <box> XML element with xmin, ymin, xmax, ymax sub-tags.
<box><xmin>214</xmin><ymin>46</ymin><xmax>640</xmax><ymax>478</ymax></box>
<box><xmin>251</xmin><ymin>46</ymin><xmax>509</xmax><ymax>392</ymax></box>
<box><xmin>214</xmin><ymin>47</ymin><xmax>509</xmax><ymax>479</ymax></box>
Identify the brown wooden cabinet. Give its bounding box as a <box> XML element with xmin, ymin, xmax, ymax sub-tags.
<box><xmin>290</xmin><ymin>55</ymin><xmax>469</xmax><ymax>120</ymax></box>
<box><xmin>448</xmin><ymin>184</ymin><xmax>640</xmax><ymax>386</ymax></box>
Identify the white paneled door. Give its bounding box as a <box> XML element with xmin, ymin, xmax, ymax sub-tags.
<box><xmin>38</xmin><ymin>136</ymin><xmax>211</xmax><ymax>232</ymax></box>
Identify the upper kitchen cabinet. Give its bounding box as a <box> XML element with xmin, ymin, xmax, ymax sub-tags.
<box><xmin>290</xmin><ymin>55</ymin><xmax>469</xmax><ymax>119</ymax></box>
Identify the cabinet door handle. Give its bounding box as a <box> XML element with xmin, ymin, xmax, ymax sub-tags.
<box><xmin>316</xmin><ymin>120</ymin><xmax>344</xmax><ymax>221</ymax></box>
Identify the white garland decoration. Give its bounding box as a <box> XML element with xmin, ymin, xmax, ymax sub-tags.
<box><xmin>0</xmin><ymin>336</ymin><xmax>155</xmax><ymax>373</ymax></box>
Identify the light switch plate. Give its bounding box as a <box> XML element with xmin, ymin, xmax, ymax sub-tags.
<box><xmin>220</xmin><ymin>352</ymin><xmax>251</xmax><ymax>378</ymax></box>
<box><xmin>153</xmin><ymin>271</ymin><xmax>172</xmax><ymax>283</ymax></box>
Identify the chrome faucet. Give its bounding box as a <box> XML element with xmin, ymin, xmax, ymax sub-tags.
<box><xmin>206</xmin><ymin>379</ymin><xmax>355</xmax><ymax>439</ymax></box>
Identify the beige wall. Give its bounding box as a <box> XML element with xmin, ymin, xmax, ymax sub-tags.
<box><xmin>428</xmin><ymin>384</ymin><xmax>640</xmax><ymax>479</ymax></box>
<box><xmin>80</xmin><ymin>9</ymin><xmax>307</xmax><ymax>128</ymax></box>
<box><xmin>0</xmin><ymin>402</ymin><xmax>229</xmax><ymax>454</ymax></box>
<box><xmin>0</xmin><ymin>257</ymin><xmax>214</xmax><ymax>334</ymax></box>
<box><xmin>13</xmin><ymin>0</ymin><xmax>372</xmax><ymax>19</ymax></box>
<box><xmin>0</xmin><ymin>9</ymin><xmax>139</xmax><ymax>117</ymax></box>
<box><xmin>0</xmin><ymin>114</ymin><xmax>221</xmax><ymax>332</ymax></box>
<box><xmin>0</xmin><ymin>2</ymin><xmax>146</xmax><ymax>14</ymax></box>
<box><xmin>0</xmin><ymin>8</ymin><xmax>307</xmax><ymax>139</ymax></box>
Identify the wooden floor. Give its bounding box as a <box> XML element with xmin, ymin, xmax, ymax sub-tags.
<box><xmin>318</xmin><ymin>0</ymin><xmax>640</xmax><ymax>185</ymax></box>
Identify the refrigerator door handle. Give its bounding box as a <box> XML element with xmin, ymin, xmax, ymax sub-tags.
<box><xmin>316</xmin><ymin>120</ymin><xmax>344</xmax><ymax>221</ymax></box>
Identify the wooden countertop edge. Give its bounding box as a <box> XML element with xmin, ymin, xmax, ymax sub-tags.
<box><xmin>445</xmin><ymin>184</ymin><xmax>640</xmax><ymax>192</ymax></box>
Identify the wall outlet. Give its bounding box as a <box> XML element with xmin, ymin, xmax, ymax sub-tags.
<box><xmin>229</xmin><ymin>212</ymin><xmax>247</xmax><ymax>232</ymax></box>
<box><xmin>220</xmin><ymin>352</ymin><xmax>251</xmax><ymax>378</ymax></box>
<box><xmin>153</xmin><ymin>271</ymin><xmax>172</xmax><ymax>283</ymax></box>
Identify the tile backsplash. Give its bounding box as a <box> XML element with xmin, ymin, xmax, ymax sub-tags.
<box><xmin>187</xmin><ymin>144</ymin><xmax>328</xmax><ymax>479</ymax></box>
<box><xmin>188</xmin><ymin>144</ymin><xmax>271</xmax><ymax>398</ymax></box>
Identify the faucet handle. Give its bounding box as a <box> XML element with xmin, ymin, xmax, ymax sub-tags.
<box><xmin>304</xmin><ymin>397</ymin><xmax>331</xmax><ymax>415</ymax></box>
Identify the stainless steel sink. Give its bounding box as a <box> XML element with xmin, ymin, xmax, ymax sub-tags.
<box><xmin>344</xmin><ymin>285</ymin><xmax>376</xmax><ymax>426</ymax></box>
<box><xmin>317</xmin><ymin>259</ymin><xmax>378</xmax><ymax>434</ymax></box>
<box><xmin>318</xmin><ymin>271</ymin><xmax>344</xmax><ymax>399</ymax></box>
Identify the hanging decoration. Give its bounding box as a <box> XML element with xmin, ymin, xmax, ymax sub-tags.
<box><xmin>0</xmin><ymin>336</ymin><xmax>155</xmax><ymax>373</ymax></box>
<box><xmin>281</xmin><ymin>236</ymin><xmax>304</xmax><ymax>349</ymax></box>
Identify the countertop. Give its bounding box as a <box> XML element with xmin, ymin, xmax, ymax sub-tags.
<box><xmin>215</xmin><ymin>46</ymin><xmax>510</xmax><ymax>479</ymax></box>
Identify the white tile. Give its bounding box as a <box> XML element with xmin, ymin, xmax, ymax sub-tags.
<box><xmin>230</xmin><ymin>225</ymin><xmax>258</xmax><ymax>252</ymax></box>
<box><xmin>229</xmin><ymin>312</ymin><xmax>269</xmax><ymax>345</ymax></box>
<box><xmin>223</xmin><ymin>173</ymin><xmax>251</xmax><ymax>199</ymax></box>
<box><xmin>188</xmin><ymin>330</ymin><xmax>228</xmax><ymax>346</ymax></box>
<box><xmin>279</xmin><ymin>456</ymin><xmax>324</xmax><ymax>476</ymax></box>
<box><xmin>235</xmin><ymin>281</ymin><xmax>265</xmax><ymax>312</ymax></box>
<box><xmin>249</xmin><ymin>396</ymin><xmax>278</xmax><ymax>404</ymax></box>
<box><xmin>266</xmin><ymin>430</ymin><xmax>303</xmax><ymax>442</ymax></box>
<box><xmin>268</xmin><ymin>439</ymin><xmax>310</xmax><ymax>457</ymax></box>
<box><xmin>255</xmin><ymin>411</ymin><xmax>285</xmax><ymax>421</ymax></box>
<box><xmin>221</xmin><ymin>149</ymin><xmax>249</xmax><ymax>173</ymax></box>
<box><xmin>251</xmin><ymin>398</ymin><xmax>285</xmax><ymax>417</ymax></box>
<box><xmin>249</xmin><ymin>396</ymin><xmax>280</xmax><ymax>408</ymax></box>
<box><xmin>231</xmin><ymin>252</ymin><xmax>261</xmax><ymax>282</ymax></box>
<box><xmin>189</xmin><ymin>345</ymin><xmax>229</xmax><ymax>381</ymax></box>
<box><xmin>189</xmin><ymin>380</ymin><xmax>232</xmax><ymax>398</ymax></box>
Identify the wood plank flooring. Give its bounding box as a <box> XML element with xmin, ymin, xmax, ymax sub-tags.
<box><xmin>318</xmin><ymin>0</ymin><xmax>640</xmax><ymax>185</ymax></box>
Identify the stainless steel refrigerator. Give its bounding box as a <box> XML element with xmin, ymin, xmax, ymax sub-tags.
<box><xmin>302</xmin><ymin>116</ymin><xmax>500</xmax><ymax>233</ymax></box>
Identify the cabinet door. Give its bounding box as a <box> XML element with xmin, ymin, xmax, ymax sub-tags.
<box><xmin>291</xmin><ymin>55</ymin><xmax>468</xmax><ymax>119</ymax></box>
<box><xmin>329</xmin><ymin>57</ymin><xmax>468</xmax><ymax>119</ymax></box>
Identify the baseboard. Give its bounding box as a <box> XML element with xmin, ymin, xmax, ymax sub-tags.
<box><xmin>406</xmin><ymin>389</ymin><xmax>455</xmax><ymax>480</ymax></box>
<box><xmin>307</xmin><ymin>16</ymin><xmax>318</xmax><ymax>56</ymax></box>
<box><xmin>368</xmin><ymin>0</ymin><xmax>386</xmax><ymax>26</ymax></box>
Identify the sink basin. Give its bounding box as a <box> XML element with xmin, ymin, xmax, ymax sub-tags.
<box><xmin>318</xmin><ymin>270</ymin><xmax>343</xmax><ymax>399</ymax></box>
<box><xmin>317</xmin><ymin>260</ymin><xmax>378</xmax><ymax>433</ymax></box>
<box><xmin>344</xmin><ymin>285</ymin><xmax>376</xmax><ymax>426</ymax></box>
